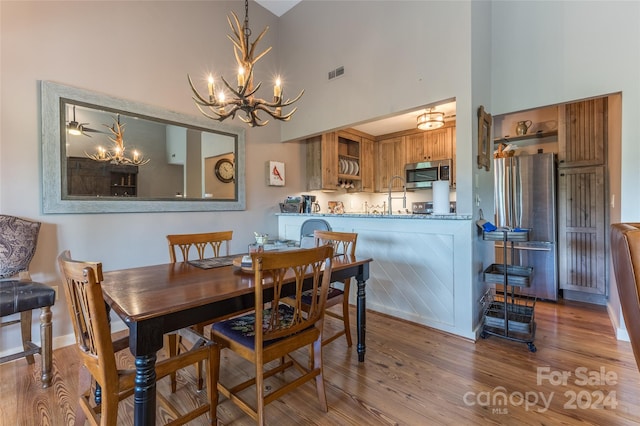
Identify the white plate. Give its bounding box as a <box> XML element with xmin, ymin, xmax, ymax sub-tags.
<box><xmin>340</xmin><ymin>158</ymin><xmax>347</xmax><ymax>174</ymax></box>
<box><xmin>347</xmin><ymin>160</ymin><xmax>354</xmax><ymax>175</ymax></box>
<box><xmin>353</xmin><ymin>161</ymin><xmax>359</xmax><ymax>176</ymax></box>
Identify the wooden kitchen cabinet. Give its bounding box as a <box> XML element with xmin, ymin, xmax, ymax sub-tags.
<box><xmin>360</xmin><ymin>137</ymin><xmax>375</xmax><ymax>192</ymax></box>
<box><xmin>558</xmin><ymin>98</ymin><xmax>606</xmax><ymax>167</ymax></box>
<box><xmin>306</xmin><ymin>128</ymin><xmax>374</xmax><ymax>192</ymax></box>
<box><xmin>451</xmin><ymin>125</ymin><xmax>457</xmax><ymax>187</ymax></box>
<box><xmin>556</xmin><ymin>98</ymin><xmax>607</xmax><ymax>304</ymax></box>
<box><xmin>404</xmin><ymin>122</ymin><xmax>454</xmax><ymax>164</ymax></box>
<box><xmin>558</xmin><ymin>165</ymin><xmax>606</xmax><ymax>299</ymax></box>
<box><xmin>306</xmin><ymin>132</ymin><xmax>338</xmax><ymax>191</ymax></box>
<box><xmin>376</xmin><ymin>136</ymin><xmax>405</xmax><ymax>192</ymax></box>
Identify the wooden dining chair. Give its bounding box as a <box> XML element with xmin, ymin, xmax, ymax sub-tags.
<box><xmin>166</xmin><ymin>230</ymin><xmax>233</xmax><ymax>390</ymax></box>
<box><xmin>308</xmin><ymin>230</ymin><xmax>358</xmax><ymax>348</ymax></box>
<box><xmin>210</xmin><ymin>245</ymin><xmax>334</xmax><ymax>425</ymax></box>
<box><xmin>167</xmin><ymin>230</ymin><xmax>233</xmax><ymax>263</ymax></box>
<box><xmin>57</xmin><ymin>250</ymin><xmax>217</xmax><ymax>426</ymax></box>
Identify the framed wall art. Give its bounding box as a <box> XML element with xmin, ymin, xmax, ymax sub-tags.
<box><xmin>267</xmin><ymin>161</ymin><xmax>285</xmax><ymax>186</ymax></box>
<box><xmin>477</xmin><ymin>105</ymin><xmax>492</xmax><ymax>171</ymax></box>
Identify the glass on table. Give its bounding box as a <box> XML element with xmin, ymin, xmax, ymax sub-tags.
<box><xmin>248</xmin><ymin>243</ymin><xmax>264</xmax><ymax>253</ymax></box>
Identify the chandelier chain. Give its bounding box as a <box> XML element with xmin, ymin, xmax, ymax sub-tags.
<box><xmin>244</xmin><ymin>0</ymin><xmax>251</xmax><ymax>40</ymax></box>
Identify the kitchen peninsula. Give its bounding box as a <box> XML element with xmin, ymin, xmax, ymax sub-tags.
<box><xmin>277</xmin><ymin>212</ymin><xmax>477</xmax><ymax>339</ymax></box>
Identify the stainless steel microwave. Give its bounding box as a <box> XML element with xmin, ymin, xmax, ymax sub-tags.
<box><xmin>405</xmin><ymin>159</ymin><xmax>452</xmax><ymax>189</ymax></box>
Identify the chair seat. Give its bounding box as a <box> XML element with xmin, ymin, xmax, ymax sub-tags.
<box><xmin>0</xmin><ymin>280</ymin><xmax>55</xmax><ymax>316</ymax></box>
<box><xmin>301</xmin><ymin>285</ymin><xmax>344</xmax><ymax>306</ymax></box>
<box><xmin>213</xmin><ymin>304</ymin><xmax>312</xmax><ymax>349</ymax></box>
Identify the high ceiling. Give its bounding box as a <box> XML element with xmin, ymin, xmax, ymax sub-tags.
<box><xmin>253</xmin><ymin>1</ymin><xmax>456</xmax><ymax>136</ymax></box>
<box><xmin>255</xmin><ymin>0</ymin><xmax>301</xmax><ymax>17</ymax></box>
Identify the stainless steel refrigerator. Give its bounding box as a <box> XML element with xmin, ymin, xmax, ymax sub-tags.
<box><xmin>494</xmin><ymin>153</ymin><xmax>558</xmax><ymax>301</ymax></box>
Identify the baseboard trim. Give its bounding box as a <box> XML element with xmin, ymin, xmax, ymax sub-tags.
<box><xmin>0</xmin><ymin>321</ymin><xmax>128</xmax><ymax>359</ymax></box>
<box><xmin>562</xmin><ymin>289</ymin><xmax>607</xmax><ymax>305</ymax></box>
<box><xmin>606</xmin><ymin>301</ymin><xmax>630</xmax><ymax>342</ymax></box>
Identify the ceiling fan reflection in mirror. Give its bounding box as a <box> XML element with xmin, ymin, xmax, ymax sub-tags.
<box><xmin>66</xmin><ymin>105</ymin><xmax>104</xmax><ymax>137</ymax></box>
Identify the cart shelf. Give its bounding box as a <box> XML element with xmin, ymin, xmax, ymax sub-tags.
<box><xmin>483</xmin><ymin>264</ymin><xmax>534</xmax><ymax>287</ymax></box>
<box><xmin>482</xmin><ymin>229</ymin><xmax>530</xmax><ymax>242</ymax></box>
<box><xmin>481</xmin><ymin>289</ymin><xmax>536</xmax><ymax>349</ymax></box>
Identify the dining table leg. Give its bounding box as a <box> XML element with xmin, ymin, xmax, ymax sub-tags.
<box><xmin>134</xmin><ymin>353</ymin><xmax>157</xmax><ymax>425</ymax></box>
<box><xmin>356</xmin><ymin>262</ymin><xmax>369</xmax><ymax>362</ymax></box>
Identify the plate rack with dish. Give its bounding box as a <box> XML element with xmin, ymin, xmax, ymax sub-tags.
<box><xmin>338</xmin><ymin>155</ymin><xmax>360</xmax><ymax>178</ymax></box>
<box><xmin>338</xmin><ymin>132</ymin><xmax>361</xmax><ymax>180</ymax></box>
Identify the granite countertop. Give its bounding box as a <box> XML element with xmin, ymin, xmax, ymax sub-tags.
<box><xmin>276</xmin><ymin>212</ymin><xmax>472</xmax><ymax>220</ymax></box>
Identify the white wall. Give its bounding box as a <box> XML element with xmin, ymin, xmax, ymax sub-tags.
<box><xmin>470</xmin><ymin>0</ymin><xmax>495</xmax><ymax>330</ymax></box>
<box><xmin>491</xmin><ymin>1</ymin><xmax>640</xmax><ymax>336</ymax></box>
<box><xmin>0</xmin><ymin>1</ymin><xmax>307</xmax><ymax>352</ymax></box>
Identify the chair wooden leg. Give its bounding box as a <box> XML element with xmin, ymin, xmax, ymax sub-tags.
<box><xmin>209</xmin><ymin>343</ymin><xmax>220</xmax><ymax>424</ymax></box>
<box><xmin>40</xmin><ymin>306</ymin><xmax>53</xmax><ymax>387</ymax></box>
<box><xmin>194</xmin><ymin>323</ymin><xmax>205</xmax><ymax>390</ymax></box>
<box><xmin>342</xmin><ymin>283</ymin><xmax>352</xmax><ymax>347</ymax></box>
<box><xmin>75</xmin><ymin>368</ymin><xmax>91</xmax><ymax>426</ymax></box>
<box><xmin>20</xmin><ymin>311</ymin><xmax>35</xmax><ymax>365</ymax></box>
<box><xmin>256</xmin><ymin>363</ymin><xmax>265</xmax><ymax>426</ymax></box>
<box><xmin>312</xmin><ymin>338</ymin><xmax>328</xmax><ymax>412</ymax></box>
<box><xmin>165</xmin><ymin>334</ymin><xmax>179</xmax><ymax>393</ymax></box>
<box><xmin>100</xmin><ymin>390</ymin><xmax>120</xmax><ymax>426</ymax></box>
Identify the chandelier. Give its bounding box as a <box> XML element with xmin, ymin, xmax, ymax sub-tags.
<box><xmin>188</xmin><ymin>0</ymin><xmax>304</xmax><ymax>127</ymax></box>
<box><xmin>86</xmin><ymin>115</ymin><xmax>150</xmax><ymax>166</ymax></box>
<box><xmin>417</xmin><ymin>108</ymin><xmax>445</xmax><ymax>130</ymax></box>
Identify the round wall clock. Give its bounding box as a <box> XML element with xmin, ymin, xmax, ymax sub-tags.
<box><xmin>214</xmin><ymin>158</ymin><xmax>234</xmax><ymax>183</ymax></box>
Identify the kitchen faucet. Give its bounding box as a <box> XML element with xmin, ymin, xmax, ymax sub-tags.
<box><xmin>387</xmin><ymin>175</ymin><xmax>406</xmax><ymax>215</ymax></box>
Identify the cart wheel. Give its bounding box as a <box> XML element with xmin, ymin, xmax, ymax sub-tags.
<box><xmin>528</xmin><ymin>343</ymin><xmax>537</xmax><ymax>352</ymax></box>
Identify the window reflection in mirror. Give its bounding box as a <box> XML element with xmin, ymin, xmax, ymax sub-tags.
<box><xmin>64</xmin><ymin>102</ymin><xmax>236</xmax><ymax>200</ymax></box>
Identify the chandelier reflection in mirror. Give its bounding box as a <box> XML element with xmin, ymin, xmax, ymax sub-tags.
<box><xmin>188</xmin><ymin>0</ymin><xmax>303</xmax><ymax>127</ymax></box>
<box><xmin>85</xmin><ymin>115</ymin><xmax>150</xmax><ymax>166</ymax></box>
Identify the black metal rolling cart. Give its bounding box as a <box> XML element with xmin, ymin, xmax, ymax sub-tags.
<box><xmin>481</xmin><ymin>229</ymin><xmax>537</xmax><ymax>352</ymax></box>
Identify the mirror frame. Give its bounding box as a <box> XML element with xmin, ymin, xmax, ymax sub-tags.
<box><xmin>41</xmin><ymin>80</ymin><xmax>246</xmax><ymax>213</ymax></box>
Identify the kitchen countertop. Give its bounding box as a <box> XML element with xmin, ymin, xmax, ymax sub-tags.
<box><xmin>276</xmin><ymin>212</ymin><xmax>472</xmax><ymax>220</ymax></box>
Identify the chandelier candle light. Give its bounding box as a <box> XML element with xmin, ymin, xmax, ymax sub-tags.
<box><xmin>188</xmin><ymin>0</ymin><xmax>303</xmax><ymax>127</ymax></box>
<box><xmin>85</xmin><ymin>115</ymin><xmax>150</xmax><ymax>166</ymax></box>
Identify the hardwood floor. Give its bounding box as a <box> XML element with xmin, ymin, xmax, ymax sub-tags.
<box><xmin>1</xmin><ymin>300</ymin><xmax>639</xmax><ymax>425</ymax></box>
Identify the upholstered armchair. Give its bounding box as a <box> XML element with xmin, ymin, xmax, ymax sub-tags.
<box><xmin>610</xmin><ymin>223</ymin><xmax>640</xmax><ymax>372</ymax></box>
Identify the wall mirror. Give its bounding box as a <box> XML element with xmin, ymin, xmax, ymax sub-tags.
<box><xmin>41</xmin><ymin>81</ymin><xmax>245</xmax><ymax>213</ymax></box>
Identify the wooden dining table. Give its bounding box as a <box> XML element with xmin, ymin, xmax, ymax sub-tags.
<box><xmin>101</xmin><ymin>253</ymin><xmax>372</xmax><ymax>426</ymax></box>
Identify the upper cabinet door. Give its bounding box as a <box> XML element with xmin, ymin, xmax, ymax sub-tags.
<box><xmin>306</xmin><ymin>132</ymin><xmax>338</xmax><ymax>191</ymax></box>
<box><xmin>405</xmin><ymin>133</ymin><xmax>425</xmax><ymax>164</ymax></box>
<box><xmin>558</xmin><ymin>98</ymin><xmax>606</xmax><ymax>167</ymax></box>
<box><xmin>360</xmin><ymin>137</ymin><xmax>375</xmax><ymax>193</ymax></box>
<box><xmin>376</xmin><ymin>136</ymin><xmax>405</xmax><ymax>192</ymax></box>
<box><xmin>404</xmin><ymin>125</ymin><xmax>454</xmax><ymax>164</ymax></box>
<box><xmin>426</xmin><ymin>127</ymin><xmax>453</xmax><ymax>161</ymax></box>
